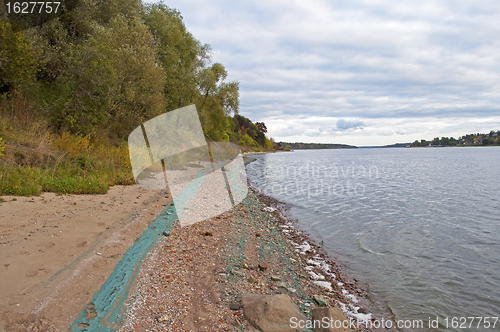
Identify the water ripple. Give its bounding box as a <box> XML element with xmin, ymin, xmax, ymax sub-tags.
<box><xmin>247</xmin><ymin>147</ymin><xmax>500</xmax><ymax>326</ymax></box>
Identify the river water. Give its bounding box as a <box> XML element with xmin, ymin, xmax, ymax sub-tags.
<box><xmin>246</xmin><ymin>147</ymin><xmax>500</xmax><ymax>331</ymax></box>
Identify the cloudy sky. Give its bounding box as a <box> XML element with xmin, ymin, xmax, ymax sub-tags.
<box><xmin>148</xmin><ymin>0</ymin><xmax>500</xmax><ymax>146</ymax></box>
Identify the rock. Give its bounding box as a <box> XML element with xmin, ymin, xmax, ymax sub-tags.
<box><xmin>229</xmin><ymin>303</ymin><xmax>242</xmax><ymax>310</ymax></box>
<box><xmin>271</xmin><ymin>275</ymin><xmax>282</xmax><ymax>281</ymax></box>
<box><xmin>313</xmin><ymin>295</ymin><xmax>328</xmax><ymax>307</ymax></box>
<box><xmin>357</xmin><ymin>307</ymin><xmax>368</xmax><ymax>314</ymax></box>
<box><xmin>248</xmin><ymin>277</ymin><xmax>257</xmax><ymax>283</ymax></box>
<box><xmin>256</xmin><ymin>233</ymin><xmax>262</xmax><ymax>237</ymax></box>
<box><xmin>157</xmin><ymin>314</ymin><xmax>170</xmax><ymax>323</ymax></box>
<box><xmin>241</xmin><ymin>293</ymin><xmax>305</xmax><ymax>332</ymax></box>
<box><xmin>311</xmin><ymin>307</ymin><xmax>351</xmax><ymax>332</ymax></box>
<box><xmin>259</xmin><ymin>264</ymin><xmax>268</xmax><ymax>271</ymax></box>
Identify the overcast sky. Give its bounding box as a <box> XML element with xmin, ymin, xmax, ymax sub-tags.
<box><xmin>148</xmin><ymin>0</ymin><xmax>500</xmax><ymax>146</ymax></box>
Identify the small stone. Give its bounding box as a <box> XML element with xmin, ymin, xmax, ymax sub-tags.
<box><xmin>255</xmin><ymin>233</ymin><xmax>261</xmax><ymax>237</ymax></box>
<box><xmin>157</xmin><ymin>314</ymin><xmax>169</xmax><ymax>323</ymax></box>
<box><xmin>248</xmin><ymin>277</ymin><xmax>257</xmax><ymax>283</ymax></box>
<box><xmin>314</xmin><ymin>295</ymin><xmax>328</xmax><ymax>307</ymax></box>
<box><xmin>229</xmin><ymin>303</ymin><xmax>241</xmax><ymax>310</ymax></box>
<box><xmin>162</xmin><ymin>231</ymin><xmax>170</xmax><ymax>236</ymax></box>
<box><xmin>258</xmin><ymin>264</ymin><xmax>268</xmax><ymax>271</ymax></box>
<box><xmin>271</xmin><ymin>276</ymin><xmax>281</xmax><ymax>281</ymax></box>
<box><xmin>243</xmin><ymin>263</ymin><xmax>249</xmax><ymax>269</ymax></box>
<box><xmin>358</xmin><ymin>307</ymin><xmax>369</xmax><ymax>314</ymax></box>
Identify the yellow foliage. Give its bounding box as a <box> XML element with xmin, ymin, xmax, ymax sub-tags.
<box><xmin>51</xmin><ymin>132</ymin><xmax>93</xmax><ymax>158</ymax></box>
<box><xmin>0</xmin><ymin>137</ymin><xmax>5</xmax><ymax>157</ymax></box>
<box><xmin>264</xmin><ymin>137</ymin><xmax>273</xmax><ymax>149</ymax></box>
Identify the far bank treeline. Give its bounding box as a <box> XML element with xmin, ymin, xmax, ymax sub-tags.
<box><xmin>0</xmin><ymin>0</ymin><xmax>272</xmax><ymax>196</ymax></box>
<box><xmin>278</xmin><ymin>142</ymin><xmax>356</xmax><ymax>150</ymax></box>
<box><xmin>410</xmin><ymin>131</ymin><xmax>500</xmax><ymax>147</ymax></box>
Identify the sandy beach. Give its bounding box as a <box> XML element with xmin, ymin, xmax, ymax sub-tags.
<box><xmin>1</xmin><ymin>182</ymin><xmax>382</xmax><ymax>331</ymax></box>
<box><xmin>0</xmin><ymin>186</ymin><xmax>170</xmax><ymax>331</ymax></box>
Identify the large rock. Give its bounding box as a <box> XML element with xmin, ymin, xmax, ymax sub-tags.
<box><xmin>311</xmin><ymin>307</ymin><xmax>352</xmax><ymax>332</ymax></box>
<box><xmin>241</xmin><ymin>293</ymin><xmax>306</xmax><ymax>332</ymax></box>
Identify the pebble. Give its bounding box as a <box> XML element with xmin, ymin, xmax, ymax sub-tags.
<box><xmin>314</xmin><ymin>295</ymin><xmax>328</xmax><ymax>307</ymax></box>
<box><xmin>157</xmin><ymin>314</ymin><xmax>169</xmax><ymax>323</ymax></box>
<box><xmin>229</xmin><ymin>303</ymin><xmax>242</xmax><ymax>310</ymax></box>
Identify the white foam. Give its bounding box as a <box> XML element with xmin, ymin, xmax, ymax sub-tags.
<box><xmin>296</xmin><ymin>242</ymin><xmax>311</xmax><ymax>254</ymax></box>
<box><xmin>313</xmin><ymin>281</ymin><xmax>332</xmax><ymax>291</ymax></box>
<box><xmin>308</xmin><ymin>271</ymin><xmax>326</xmax><ymax>280</ymax></box>
<box><xmin>307</xmin><ymin>259</ymin><xmax>321</xmax><ymax>266</ymax></box>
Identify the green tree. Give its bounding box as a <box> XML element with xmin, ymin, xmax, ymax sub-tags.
<box><xmin>98</xmin><ymin>15</ymin><xmax>166</xmax><ymax>137</ymax></box>
<box><xmin>0</xmin><ymin>21</ymin><xmax>38</xmax><ymax>94</ymax></box>
<box><xmin>143</xmin><ymin>2</ymin><xmax>205</xmax><ymax>110</ymax></box>
<box><xmin>196</xmin><ymin>63</ymin><xmax>239</xmax><ymax>140</ymax></box>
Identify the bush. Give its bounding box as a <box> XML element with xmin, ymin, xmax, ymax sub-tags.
<box><xmin>0</xmin><ymin>137</ymin><xmax>5</xmax><ymax>157</ymax></box>
<box><xmin>239</xmin><ymin>134</ymin><xmax>255</xmax><ymax>147</ymax></box>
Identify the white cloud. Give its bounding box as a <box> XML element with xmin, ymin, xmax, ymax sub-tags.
<box><xmin>145</xmin><ymin>0</ymin><xmax>500</xmax><ymax>145</ymax></box>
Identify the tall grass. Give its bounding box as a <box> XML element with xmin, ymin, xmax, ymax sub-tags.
<box><xmin>0</xmin><ymin>93</ymin><xmax>134</xmax><ymax>196</ymax></box>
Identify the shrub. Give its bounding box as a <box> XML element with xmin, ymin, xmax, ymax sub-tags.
<box><xmin>0</xmin><ymin>137</ymin><xmax>5</xmax><ymax>157</ymax></box>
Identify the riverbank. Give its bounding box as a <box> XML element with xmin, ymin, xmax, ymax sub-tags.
<box><xmin>120</xmin><ymin>188</ymin><xmax>379</xmax><ymax>331</ymax></box>
<box><xmin>1</xmin><ymin>181</ymin><xmax>384</xmax><ymax>331</ymax></box>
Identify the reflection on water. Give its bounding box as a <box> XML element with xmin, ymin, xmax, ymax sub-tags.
<box><xmin>247</xmin><ymin>147</ymin><xmax>500</xmax><ymax>331</ymax></box>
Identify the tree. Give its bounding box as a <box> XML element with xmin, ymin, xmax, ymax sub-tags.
<box><xmin>196</xmin><ymin>63</ymin><xmax>239</xmax><ymax>140</ymax></box>
<box><xmin>0</xmin><ymin>21</ymin><xmax>38</xmax><ymax>94</ymax></box>
<box><xmin>98</xmin><ymin>14</ymin><xmax>166</xmax><ymax>136</ymax></box>
<box><xmin>142</xmin><ymin>2</ymin><xmax>205</xmax><ymax>110</ymax></box>
<box><xmin>255</xmin><ymin>122</ymin><xmax>267</xmax><ymax>134</ymax></box>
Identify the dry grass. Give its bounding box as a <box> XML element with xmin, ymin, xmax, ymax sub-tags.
<box><xmin>0</xmin><ymin>92</ymin><xmax>134</xmax><ymax>196</ymax></box>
